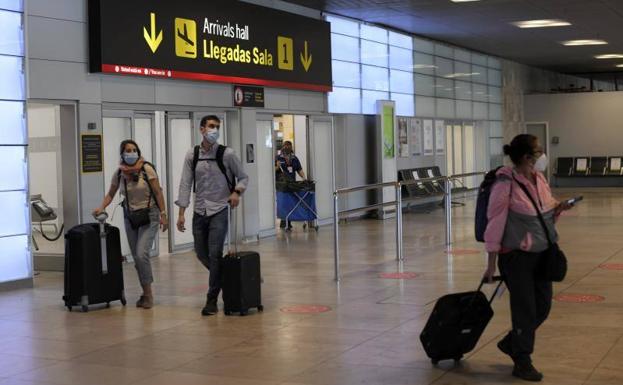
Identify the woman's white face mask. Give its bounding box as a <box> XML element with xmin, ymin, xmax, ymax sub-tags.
<box><xmin>534</xmin><ymin>153</ymin><xmax>548</xmax><ymax>172</ymax></box>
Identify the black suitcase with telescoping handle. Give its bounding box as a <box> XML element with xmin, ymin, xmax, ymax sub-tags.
<box><xmin>420</xmin><ymin>277</ymin><xmax>504</xmax><ymax>365</ymax></box>
<box><xmin>220</xmin><ymin>206</ymin><xmax>263</xmax><ymax>316</ymax></box>
<box><xmin>63</xmin><ymin>212</ymin><xmax>126</xmax><ymax>312</ymax></box>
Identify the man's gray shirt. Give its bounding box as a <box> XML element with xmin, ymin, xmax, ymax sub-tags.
<box><xmin>175</xmin><ymin>144</ymin><xmax>249</xmax><ymax>216</ymax></box>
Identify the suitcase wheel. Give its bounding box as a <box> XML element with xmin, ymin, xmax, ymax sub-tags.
<box><xmin>258</xmin><ymin>305</ymin><xmax>264</xmax><ymax>312</ymax></box>
<box><xmin>81</xmin><ymin>305</ymin><xmax>89</xmax><ymax>313</ymax></box>
<box><xmin>121</xmin><ymin>297</ymin><xmax>127</xmax><ymax>306</ymax></box>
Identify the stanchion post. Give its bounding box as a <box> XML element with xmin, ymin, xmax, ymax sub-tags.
<box><xmin>333</xmin><ymin>192</ymin><xmax>340</xmax><ymax>282</ymax></box>
<box><xmin>395</xmin><ymin>182</ymin><xmax>403</xmax><ymax>261</ymax></box>
<box><xmin>445</xmin><ymin>178</ymin><xmax>452</xmax><ymax>246</ymax></box>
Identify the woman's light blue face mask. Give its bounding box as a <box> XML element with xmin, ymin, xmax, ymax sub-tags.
<box><xmin>123</xmin><ymin>152</ymin><xmax>139</xmax><ymax>165</ymax></box>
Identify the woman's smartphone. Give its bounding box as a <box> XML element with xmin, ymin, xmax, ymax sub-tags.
<box><xmin>566</xmin><ymin>196</ymin><xmax>583</xmax><ymax>205</ymax></box>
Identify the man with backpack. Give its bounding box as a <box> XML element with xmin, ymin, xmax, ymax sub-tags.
<box><xmin>175</xmin><ymin>115</ymin><xmax>248</xmax><ymax>316</ymax></box>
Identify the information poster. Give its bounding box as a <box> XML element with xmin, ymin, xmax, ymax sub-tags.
<box><xmin>81</xmin><ymin>134</ymin><xmax>103</xmax><ymax>173</ymax></box>
<box><xmin>423</xmin><ymin>119</ymin><xmax>434</xmax><ymax>155</ymax></box>
<box><xmin>383</xmin><ymin>105</ymin><xmax>395</xmax><ymax>159</ymax></box>
<box><xmin>435</xmin><ymin>120</ymin><xmax>445</xmax><ymax>155</ymax></box>
<box><xmin>411</xmin><ymin>118</ymin><xmax>422</xmax><ymax>156</ymax></box>
<box><xmin>398</xmin><ymin>117</ymin><xmax>409</xmax><ymax>158</ymax></box>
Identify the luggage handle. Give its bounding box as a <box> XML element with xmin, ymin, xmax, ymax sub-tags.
<box><xmin>226</xmin><ymin>204</ymin><xmax>238</xmax><ymax>257</ymax></box>
<box><xmin>478</xmin><ymin>276</ymin><xmax>504</xmax><ymax>304</ymax></box>
<box><xmin>93</xmin><ymin>212</ymin><xmax>109</xmax><ymax>274</ymax></box>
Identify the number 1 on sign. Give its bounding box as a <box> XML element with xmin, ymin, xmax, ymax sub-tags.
<box><xmin>277</xmin><ymin>36</ymin><xmax>294</xmax><ymax>71</ymax></box>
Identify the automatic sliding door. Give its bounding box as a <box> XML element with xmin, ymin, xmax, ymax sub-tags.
<box><xmin>308</xmin><ymin>115</ymin><xmax>335</xmax><ymax>225</ymax></box>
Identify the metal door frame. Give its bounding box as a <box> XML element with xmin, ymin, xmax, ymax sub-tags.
<box><xmin>307</xmin><ymin>114</ymin><xmax>335</xmax><ymax>226</ymax></box>
<box><xmin>257</xmin><ymin>113</ymin><xmax>278</xmax><ymax>238</ymax></box>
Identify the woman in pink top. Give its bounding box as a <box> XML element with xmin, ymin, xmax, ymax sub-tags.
<box><xmin>483</xmin><ymin>134</ymin><xmax>573</xmax><ymax>382</ymax></box>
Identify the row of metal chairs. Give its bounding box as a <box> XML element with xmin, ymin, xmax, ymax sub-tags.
<box><xmin>398</xmin><ymin>166</ymin><xmax>467</xmax><ymax>200</ymax></box>
<box><xmin>556</xmin><ymin>156</ymin><xmax>623</xmax><ymax>176</ymax></box>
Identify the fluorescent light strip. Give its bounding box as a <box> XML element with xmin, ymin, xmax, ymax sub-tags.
<box><xmin>617</xmin><ymin>64</ymin><xmax>623</xmax><ymax>68</ymax></box>
<box><xmin>561</xmin><ymin>39</ymin><xmax>608</xmax><ymax>46</ymax></box>
<box><xmin>512</xmin><ymin>19</ymin><xmax>571</xmax><ymax>28</ymax></box>
<box><xmin>451</xmin><ymin>0</ymin><xmax>481</xmax><ymax>2</ymax></box>
<box><xmin>595</xmin><ymin>54</ymin><xmax>623</xmax><ymax>59</ymax></box>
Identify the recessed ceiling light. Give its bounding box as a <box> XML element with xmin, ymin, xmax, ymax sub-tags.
<box><xmin>451</xmin><ymin>0</ymin><xmax>480</xmax><ymax>2</ymax></box>
<box><xmin>561</xmin><ymin>39</ymin><xmax>608</xmax><ymax>46</ymax></box>
<box><xmin>595</xmin><ymin>54</ymin><xmax>623</xmax><ymax>59</ymax></box>
<box><xmin>617</xmin><ymin>64</ymin><xmax>623</xmax><ymax>68</ymax></box>
<box><xmin>511</xmin><ymin>19</ymin><xmax>571</xmax><ymax>28</ymax></box>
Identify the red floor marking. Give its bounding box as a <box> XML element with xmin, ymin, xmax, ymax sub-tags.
<box><xmin>445</xmin><ymin>249</ymin><xmax>481</xmax><ymax>255</ymax></box>
<box><xmin>378</xmin><ymin>272</ymin><xmax>420</xmax><ymax>279</ymax></box>
<box><xmin>554</xmin><ymin>294</ymin><xmax>605</xmax><ymax>303</ymax></box>
<box><xmin>599</xmin><ymin>263</ymin><xmax>623</xmax><ymax>270</ymax></box>
<box><xmin>280</xmin><ymin>305</ymin><xmax>332</xmax><ymax>314</ymax></box>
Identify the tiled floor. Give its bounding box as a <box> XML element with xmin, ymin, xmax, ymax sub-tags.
<box><xmin>2</xmin><ymin>189</ymin><xmax>623</xmax><ymax>384</ymax></box>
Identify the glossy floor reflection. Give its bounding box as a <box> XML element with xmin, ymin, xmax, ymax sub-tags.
<box><xmin>2</xmin><ymin>189</ymin><xmax>623</xmax><ymax>384</ymax></box>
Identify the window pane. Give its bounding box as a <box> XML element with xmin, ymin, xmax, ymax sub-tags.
<box><xmin>327</xmin><ymin>15</ymin><xmax>359</xmax><ymax>37</ymax></box>
<box><xmin>489</xmin><ymin>86</ymin><xmax>502</xmax><ymax>103</ymax></box>
<box><xmin>415</xmin><ymin>96</ymin><xmax>435</xmax><ymax>116</ymax></box>
<box><xmin>0</xmin><ymin>55</ymin><xmax>25</xmax><ymax>100</ymax></box>
<box><xmin>0</xmin><ymin>0</ymin><xmax>22</xmax><ymax>12</ymax></box>
<box><xmin>415</xmin><ymin>74</ymin><xmax>435</xmax><ymax>96</ymax></box>
<box><xmin>362</xmin><ymin>90</ymin><xmax>389</xmax><ymax>114</ymax></box>
<box><xmin>470</xmin><ymin>66</ymin><xmax>487</xmax><ymax>84</ymax></box>
<box><xmin>455</xmin><ymin>81</ymin><xmax>472</xmax><ymax>100</ymax></box>
<box><xmin>361</xmin><ymin>40</ymin><xmax>388</xmax><ymax>67</ymax></box>
<box><xmin>392</xmin><ymin>93</ymin><xmax>414</xmax><ymax>117</ymax></box>
<box><xmin>362</xmin><ymin>65</ymin><xmax>388</xmax><ymax>91</ymax></box>
<box><xmin>413</xmin><ymin>52</ymin><xmax>436</xmax><ymax>75</ymax></box>
<box><xmin>454</xmin><ymin>48</ymin><xmax>471</xmax><ymax>62</ymax></box>
<box><xmin>472</xmin><ymin>53</ymin><xmax>488</xmax><ymax>65</ymax></box>
<box><xmin>435</xmin><ymin>57</ymin><xmax>453</xmax><ymax>78</ymax></box>
<box><xmin>0</xmin><ymin>235</ymin><xmax>30</xmax><ymax>283</ymax></box>
<box><xmin>473</xmin><ymin>83</ymin><xmax>488</xmax><ymax>102</ymax></box>
<box><xmin>490</xmin><ymin>121</ymin><xmax>503</xmax><ymax>137</ymax></box>
<box><xmin>435</xmin><ymin>44</ymin><xmax>453</xmax><ymax>58</ymax></box>
<box><xmin>436</xmin><ymin>99</ymin><xmax>455</xmax><ymax>119</ymax></box>
<box><xmin>454</xmin><ymin>61</ymin><xmax>471</xmax><ymax>76</ymax></box>
<box><xmin>332</xmin><ymin>60</ymin><xmax>360</xmax><ymax>88</ymax></box>
<box><xmin>0</xmin><ymin>190</ymin><xmax>28</xmax><ymax>237</ymax></box>
<box><xmin>488</xmin><ymin>69</ymin><xmax>502</xmax><ymax>86</ymax></box>
<box><xmin>328</xmin><ymin>87</ymin><xmax>361</xmax><ymax>114</ymax></box>
<box><xmin>488</xmin><ymin>56</ymin><xmax>501</xmax><ymax>69</ymax></box>
<box><xmin>390</xmin><ymin>69</ymin><xmax>413</xmax><ymax>94</ymax></box>
<box><xmin>0</xmin><ymin>146</ymin><xmax>26</xmax><ymax>191</ymax></box>
<box><xmin>0</xmin><ymin>10</ymin><xmax>23</xmax><ymax>56</ymax></box>
<box><xmin>413</xmin><ymin>37</ymin><xmax>434</xmax><ymax>53</ymax></box>
<box><xmin>331</xmin><ymin>34</ymin><xmax>359</xmax><ymax>62</ymax></box>
<box><xmin>389</xmin><ymin>46</ymin><xmax>412</xmax><ymax>71</ymax></box>
<box><xmin>436</xmin><ymin>77</ymin><xmax>454</xmax><ymax>99</ymax></box>
<box><xmin>389</xmin><ymin>31</ymin><xmax>412</xmax><ymax>49</ymax></box>
<box><xmin>474</xmin><ymin>102</ymin><xmax>488</xmax><ymax>119</ymax></box>
<box><xmin>489</xmin><ymin>104</ymin><xmax>502</xmax><ymax>120</ymax></box>
<box><xmin>0</xmin><ymin>100</ymin><xmax>25</xmax><ymax>145</ymax></box>
<box><xmin>361</xmin><ymin>24</ymin><xmax>387</xmax><ymax>43</ymax></box>
<box><xmin>456</xmin><ymin>100</ymin><xmax>472</xmax><ymax>119</ymax></box>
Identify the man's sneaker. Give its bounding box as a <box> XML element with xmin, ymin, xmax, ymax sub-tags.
<box><xmin>512</xmin><ymin>362</ymin><xmax>543</xmax><ymax>382</ymax></box>
<box><xmin>201</xmin><ymin>297</ymin><xmax>218</xmax><ymax>316</ymax></box>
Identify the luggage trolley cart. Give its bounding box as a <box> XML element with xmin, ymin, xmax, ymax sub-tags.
<box><xmin>276</xmin><ymin>180</ymin><xmax>319</xmax><ymax>231</ymax></box>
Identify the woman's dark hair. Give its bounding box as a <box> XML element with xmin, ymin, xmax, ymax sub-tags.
<box><xmin>119</xmin><ymin>139</ymin><xmax>141</xmax><ymax>162</ymax></box>
<box><xmin>503</xmin><ymin>134</ymin><xmax>538</xmax><ymax>165</ymax></box>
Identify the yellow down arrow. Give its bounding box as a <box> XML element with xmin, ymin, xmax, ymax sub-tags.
<box><xmin>300</xmin><ymin>41</ymin><xmax>312</xmax><ymax>72</ymax></box>
<box><xmin>143</xmin><ymin>12</ymin><xmax>163</xmax><ymax>53</ymax></box>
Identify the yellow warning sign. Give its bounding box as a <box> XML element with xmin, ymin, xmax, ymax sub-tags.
<box><xmin>277</xmin><ymin>36</ymin><xmax>293</xmax><ymax>71</ymax></box>
<box><xmin>175</xmin><ymin>17</ymin><xmax>197</xmax><ymax>58</ymax></box>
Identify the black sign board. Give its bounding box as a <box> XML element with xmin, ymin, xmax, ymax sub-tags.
<box><xmin>234</xmin><ymin>85</ymin><xmax>264</xmax><ymax>107</ymax></box>
<box><xmin>88</xmin><ymin>0</ymin><xmax>332</xmax><ymax>92</ymax></box>
<box><xmin>81</xmin><ymin>135</ymin><xmax>103</xmax><ymax>173</ymax></box>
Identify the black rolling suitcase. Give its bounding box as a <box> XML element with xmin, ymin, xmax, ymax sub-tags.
<box><xmin>220</xmin><ymin>207</ymin><xmax>263</xmax><ymax>316</ymax></box>
<box><xmin>63</xmin><ymin>213</ymin><xmax>126</xmax><ymax>312</ymax></box>
<box><xmin>420</xmin><ymin>277</ymin><xmax>504</xmax><ymax>365</ymax></box>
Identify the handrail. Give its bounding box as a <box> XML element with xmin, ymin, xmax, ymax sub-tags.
<box><xmin>332</xmin><ymin>170</ymin><xmax>486</xmax><ymax>282</ymax></box>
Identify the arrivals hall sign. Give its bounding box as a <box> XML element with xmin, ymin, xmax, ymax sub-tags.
<box><xmin>88</xmin><ymin>0</ymin><xmax>332</xmax><ymax>92</ymax></box>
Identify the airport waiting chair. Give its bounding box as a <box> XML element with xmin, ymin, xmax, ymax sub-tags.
<box><xmin>555</xmin><ymin>157</ymin><xmax>573</xmax><ymax>176</ymax></box>
<box><xmin>589</xmin><ymin>157</ymin><xmax>607</xmax><ymax>176</ymax></box>
<box><xmin>607</xmin><ymin>157</ymin><xmax>623</xmax><ymax>175</ymax></box>
<box><xmin>572</xmin><ymin>157</ymin><xmax>590</xmax><ymax>176</ymax></box>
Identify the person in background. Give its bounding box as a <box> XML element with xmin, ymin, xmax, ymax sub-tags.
<box><xmin>93</xmin><ymin>140</ymin><xmax>168</xmax><ymax>310</ymax></box>
<box><xmin>483</xmin><ymin>134</ymin><xmax>573</xmax><ymax>382</ymax></box>
<box><xmin>275</xmin><ymin>140</ymin><xmax>306</xmax><ymax>230</ymax></box>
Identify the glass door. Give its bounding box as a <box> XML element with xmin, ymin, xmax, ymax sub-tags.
<box><xmin>308</xmin><ymin>115</ymin><xmax>335</xmax><ymax>225</ymax></box>
<box><xmin>256</xmin><ymin>114</ymin><xmax>276</xmax><ymax>237</ymax></box>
